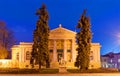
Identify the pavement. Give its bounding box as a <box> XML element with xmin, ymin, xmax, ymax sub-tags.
<box><xmin>0</xmin><ymin>73</ymin><xmax>120</xmax><ymax>76</ymax></box>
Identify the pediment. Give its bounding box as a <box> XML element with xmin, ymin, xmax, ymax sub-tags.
<box><xmin>49</xmin><ymin>25</ymin><xmax>76</xmax><ymax>39</ymax></box>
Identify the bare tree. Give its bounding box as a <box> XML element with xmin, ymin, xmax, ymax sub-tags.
<box><xmin>0</xmin><ymin>21</ymin><xmax>15</xmax><ymax>59</ymax></box>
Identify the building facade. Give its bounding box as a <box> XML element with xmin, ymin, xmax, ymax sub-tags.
<box><xmin>101</xmin><ymin>52</ymin><xmax>120</xmax><ymax>70</ymax></box>
<box><xmin>11</xmin><ymin>25</ymin><xmax>101</xmax><ymax>69</ymax></box>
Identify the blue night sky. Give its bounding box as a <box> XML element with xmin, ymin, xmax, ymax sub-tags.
<box><xmin>0</xmin><ymin>0</ymin><xmax>120</xmax><ymax>55</ymax></box>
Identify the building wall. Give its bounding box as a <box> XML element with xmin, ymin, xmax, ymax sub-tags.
<box><xmin>0</xmin><ymin>59</ymin><xmax>12</xmax><ymax>68</ymax></box>
<box><xmin>101</xmin><ymin>53</ymin><xmax>120</xmax><ymax>69</ymax></box>
<box><xmin>11</xmin><ymin>25</ymin><xmax>101</xmax><ymax>69</ymax></box>
<box><xmin>89</xmin><ymin>43</ymin><xmax>101</xmax><ymax>69</ymax></box>
<box><xmin>11</xmin><ymin>42</ymin><xmax>33</xmax><ymax>68</ymax></box>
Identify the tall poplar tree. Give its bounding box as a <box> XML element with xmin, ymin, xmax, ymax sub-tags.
<box><xmin>30</xmin><ymin>4</ymin><xmax>50</xmax><ymax>69</ymax></box>
<box><xmin>75</xmin><ymin>10</ymin><xmax>92</xmax><ymax>70</ymax></box>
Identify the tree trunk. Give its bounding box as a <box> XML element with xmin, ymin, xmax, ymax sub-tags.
<box><xmin>39</xmin><ymin>60</ymin><xmax>41</xmax><ymax>70</ymax></box>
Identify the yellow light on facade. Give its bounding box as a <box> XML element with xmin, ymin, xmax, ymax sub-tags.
<box><xmin>0</xmin><ymin>59</ymin><xmax>11</xmax><ymax>68</ymax></box>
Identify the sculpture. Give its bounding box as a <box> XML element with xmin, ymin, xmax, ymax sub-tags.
<box><xmin>59</xmin><ymin>57</ymin><xmax>66</xmax><ymax>66</ymax></box>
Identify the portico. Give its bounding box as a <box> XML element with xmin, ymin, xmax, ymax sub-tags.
<box><xmin>50</xmin><ymin>39</ymin><xmax>75</xmax><ymax>62</ymax></box>
<box><xmin>49</xmin><ymin>24</ymin><xmax>76</xmax><ymax>63</ymax></box>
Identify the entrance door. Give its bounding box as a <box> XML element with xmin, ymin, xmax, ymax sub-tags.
<box><xmin>57</xmin><ymin>49</ymin><xmax>63</xmax><ymax>62</ymax></box>
<box><xmin>58</xmin><ymin>53</ymin><xmax>62</xmax><ymax>62</ymax></box>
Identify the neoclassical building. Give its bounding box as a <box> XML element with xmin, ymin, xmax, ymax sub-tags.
<box><xmin>11</xmin><ymin>24</ymin><xmax>101</xmax><ymax>69</ymax></box>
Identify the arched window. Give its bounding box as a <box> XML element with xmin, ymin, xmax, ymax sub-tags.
<box><xmin>16</xmin><ymin>52</ymin><xmax>19</xmax><ymax>61</ymax></box>
<box><xmin>26</xmin><ymin>51</ymin><xmax>30</xmax><ymax>60</ymax></box>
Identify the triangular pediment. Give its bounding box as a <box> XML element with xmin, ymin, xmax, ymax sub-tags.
<box><xmin>49</xmin><ymin>24</ymin><xmax>76</xmax><ymax>39</ymax></box>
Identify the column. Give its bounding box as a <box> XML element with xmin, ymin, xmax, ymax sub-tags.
<box><xmin>64</xmin><ymin>39</ymin><xmax>67</xmax><ymax>61</ymax></box>
<box><xmin>71</xmin><ymin>39</ymin><xmax>75</xmax><ymax>62</ymax></box>
<box><xmin>21</xmin><ymin>48</ymin><xmax>24</xmax><ymax>62</ymax></box>
<box><xmin>19</xmin><ymin>48</ymin><xmax>22</xmax><ymax>62</ymax></box>
<box><xmin>53</xmin><ymin>40</ymin><xmax>57</xmax><ymax>62</ymax></box>
<box><xmin>98</xmin><ymin>48</ymin><xmax>101</xmax><ymax>62</ymax></box>
<box><xmin>21</xmin><ymin>48</ymin><xmax>25</xmax><ymax>62</ymax></box>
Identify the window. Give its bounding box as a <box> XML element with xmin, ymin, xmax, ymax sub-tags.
<box><xmin>91</xmin><ymin>65</ymin><xmax>94</xmax><ymax>67</ymax></box>
<box><xmin>90</xmin><ymin>51</ymin><xmax>93</xmax><ymax>61</ymax></box>
<box><xmin>110</xmin><ymin>59</ymin><xmax>112</xmax><ymax>63</ymax></box>
<box><xmin>90</xmin><ymin>56</ymin><xmax>93</xmax><ymax>60</ymax></box>
<box><xmin>118</xmin><ymin>59</ymin><xmax>120</xmax><ymax>62</ymax></box>
<box><xmin>104</xmin><ymin>59</ymin><xmax>106</xmax><ymax>62</ymax></box>
<box><xmin>16</xmin><ymin>52</ymin><xmax>19</xmax><ymax>60</ymax></box>
<box><xmin>50</xmin><ymin>49</ymin><xmax>53</xmax><ymax>52</ymax></box>
<box><xmin>57</xmin><ymin>49</ymin><xmax>63</xmax><ymax>52</ymax></box>
<box><xmin>67</xmin><ymin>50</ymin><xmax>71</xmax><ymax>52</ymax></box>
<box><xmin>69</xmin><ymin>60</ymin><xmax>71</xmax><ymax>62</ymax></box>
<box><xmin>26</xmin><ymin>51</ymin><xmax>30</xmax><ymax>60</ymax></box>
<box><xmin>90</xmin><ymin>51</ymin><xmax>93</xmax><ymax>55</ymax></box>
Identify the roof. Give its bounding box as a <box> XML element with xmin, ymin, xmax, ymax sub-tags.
<box><xmin>101</xmin><ymin>52</ymin><xmax>120</xmax><ymax>58</ymax></box>
<box><xmin>50</xmin><ymin>24</ymin><xmax>76</xmax><ymax>34</ymax></box>
<box><xmin>49</xmin><ymin>24</ymin><xmax>76</xmax><ymax>39</ymax></box>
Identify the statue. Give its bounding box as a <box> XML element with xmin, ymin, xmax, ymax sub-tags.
<box><xmin>59</xmin><ymin>57</ymin><xmax>66</xmax><ymax>66</ymax></box>
<box><xmin>58</xmin><ymin>57</ymin><xmax>67</xmax><ymax>73</ymax></box>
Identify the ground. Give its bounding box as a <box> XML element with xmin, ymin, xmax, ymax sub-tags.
<box><xmin>1</xmin><ymin>73</ymin><xmax>120</xmax><ymax>76</ymax></box>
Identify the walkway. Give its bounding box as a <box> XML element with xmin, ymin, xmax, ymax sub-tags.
<box><xmin>0</xmin><ymin>73</ymin><xmax>120</xmax><ymax>76</ymax></box>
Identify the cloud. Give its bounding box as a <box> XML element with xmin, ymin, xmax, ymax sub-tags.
<box><xmin>114</xmin><ymin>32</ymin><xmax>120</xmax><ymax>45</ymax></box>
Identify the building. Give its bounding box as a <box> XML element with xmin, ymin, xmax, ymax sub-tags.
<box><xmin>10</xmin><ymin>24</ymin><xmax>101</xmax><ymax>69</ymax></box>
<box><xmin>101</xmin><ymin>52</ymin><xmax>120</xmax><ymax>69</ymax></box>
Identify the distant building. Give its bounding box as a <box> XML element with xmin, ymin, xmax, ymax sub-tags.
<box><xmin>101</xmin><ymin>52</ymin><xmax>120</xmax><ymax>69</ymax></box>
<box><xmin>0</xmin><ymin>24</ymin><xmax>101</xmax><ymax>69</ymax></box>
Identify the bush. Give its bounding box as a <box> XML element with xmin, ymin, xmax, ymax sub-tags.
<box><xmin>0</xmin><ymin>68</ymin><xmax>59</xmax><ymax>74</ymax></box>
<box><xmin>67</xmin><ymin>68</ymin><xmax>119</xmax><ymax>73</ymax></box>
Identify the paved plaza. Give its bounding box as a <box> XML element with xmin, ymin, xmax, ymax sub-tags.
<box><xmin>0</xmin><ymin>73</ymin><xmax>120</xmax><ymax>76</ymax></box>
